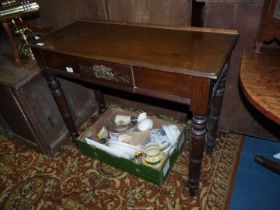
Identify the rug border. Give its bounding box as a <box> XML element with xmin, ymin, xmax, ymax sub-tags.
<box><xmin>223</xmin><ymin>134</ymin><xmax>245</xmax><ymax>210</ymax></box>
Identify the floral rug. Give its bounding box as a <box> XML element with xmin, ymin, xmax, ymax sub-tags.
<box><xmin>0</xmin><ymin>109</ymin><xmax>243</xmax><ymax>210</ymax></box>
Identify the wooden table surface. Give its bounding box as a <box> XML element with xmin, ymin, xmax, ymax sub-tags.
<box><xmin>240</xmin><ymin>52</ymin><xmax>280</xmax><ymax>125</ymax></box>
<box><xmin>34</xmin><ymin>19</ymin><xmax>237</xmax><ymax>79</ymax></box>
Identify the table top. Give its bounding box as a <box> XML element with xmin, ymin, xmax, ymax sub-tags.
<box><xmin>32</xmin><ymin>19</ymin><xmax>238</xmax><ymax>79</ymax></box>
<box><xmin>240</xmin><ymin>52</ymin><xmax>280</xmax><ymax>125</ymax></box>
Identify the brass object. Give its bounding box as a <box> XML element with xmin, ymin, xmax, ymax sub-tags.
<box><xmin>0</xmin><ymin>1</ymin><xmax>39</xmax><ymax>20</ymax></box>
<box><xmin>1</xmin><ymin>1</ymin><xmax>40</xmax><ymax>59</ymax></box>
<box><xmin>11</xmin><ymin>17</ymin><xmax>34</xmax><ymax>58</ymax></box>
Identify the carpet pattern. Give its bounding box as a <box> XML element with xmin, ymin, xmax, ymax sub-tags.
<box><xmin>0</xmin><ymin>111</ymin><xmax>243</xmax><ymax>210</ymax></box>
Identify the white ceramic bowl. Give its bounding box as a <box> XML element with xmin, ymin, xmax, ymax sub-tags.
<box><xmin>143</xmin><ymin>143</ymin><xmax>164</xmax><ymax>164</ymax></box>
<box><xmin>144</xmin><ymin>143</ymin><xmax>161</xmax><ymax>156</ymax></box>
<box><xmin>137</xmin><ymin>118</ymin><xmax>153</xmax><ymax>131</ymax></box>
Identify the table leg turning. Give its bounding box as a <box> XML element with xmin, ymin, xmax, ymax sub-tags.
<box><xmin>206</xmin><ymin>77</ymin><xmax>226</xmax><ymax>154</ymax></box>
<box><xmin>45</xmin><ymin>73</ymin><xmax>79</xmax><ymax>140</ymax></box>
<box><xmin>94</xmin><ymin>89</ymin><xmax>106</xmax><ymax>114</ymax></box>
<box><xmin>188</xmin><ymin>114</ymin><xmax>208</xmax><ymax>196</ymax></box>
<box><xmin>188</xmin><ymin>77</ymin><xmax>211</xmax><ymax>196</ymax></box>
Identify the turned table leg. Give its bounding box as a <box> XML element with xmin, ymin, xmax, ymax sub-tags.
<box><xmin>46</xmin><ymin>73</ymin><xmax>79</xmax><ymax>140</ymax></box>
<box><xmin>188</xmin><ymin>114</ymin><xmax>207</xmax><ymax>196</ymax></box>
<box><xmin>94</xmin><ymin>89</ymin><xmax>106</xmax><ymax>114</ymax></box>
<box><xmin>206</xmin><ymin>77</ymin><xmax>226</xmax><ymax>154</ymax></box>
<box><xmin>188</xmin><ymin>77</ymin><xmax>211</xmax><ymax>196</ymax></box>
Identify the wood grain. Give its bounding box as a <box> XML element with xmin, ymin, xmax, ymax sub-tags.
<box><xmin>107</xmin><ymin>0</ymin><xmax>191</xmax><ymax>26</ymax></box>
<box><xmin>32</xmin><ymin>20</ymin><xmax>238</xmax><ymax>79</ymax></box>
<box><xmin>78</xmin><ymin>0</ymin><xmax>108</xmax><ymax>20</ymax></box>
<box><xmin>37</xmin><ymin>0</ymin><xmax>79</xmax><ymax>30</ymax></box>
<box><xmin>240</xmin><ymin>52</ymin><xmax>280</xmax><ymax>125</ymax></box>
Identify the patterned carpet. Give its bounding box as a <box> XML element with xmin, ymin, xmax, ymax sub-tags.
<box><xmin>0</xmin><ymin>111</ymin><xmax>243</xmax><ymax>210</ymax></box>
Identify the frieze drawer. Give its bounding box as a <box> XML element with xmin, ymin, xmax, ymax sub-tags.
<box><xmin>78</xmin><ymin>60</ymin><xmax>134</xmax><ymax>91</ymax></box>
<box><xmin>134</xmin><ymin>67</ymin><xmax>192</xmax><ymax>103</ymax></box>
<box><xmin>42</xmin><ymin>51</ymin><xmax>79</xmax><ymax>75</ymax></box>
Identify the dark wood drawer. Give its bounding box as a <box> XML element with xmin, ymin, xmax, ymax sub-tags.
<box><xmin>133</xmin><ymin>67</ymin><xmax>192</xmax><ymax>103</ymax></box>
<box><xmin>43</xmin><ymin>51</ymin><xmax>80</xmax><ymax>75</ymax></box>
<box><xmin>41</xmin><ymin>50</ymin><xmax>134</xmax><ymax>91</ymax></box>
<box><xmin>78</xmin><ymin>59</ymin><xmax>134</xmax><ymax>91</ymax></box>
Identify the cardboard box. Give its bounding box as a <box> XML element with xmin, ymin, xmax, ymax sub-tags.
<box><xmin>78</xmin><ymin>108</ymin><xmax>186</xmax><ymax>185</ymax></box>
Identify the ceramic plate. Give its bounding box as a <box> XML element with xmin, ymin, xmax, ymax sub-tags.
<box><xmin>149</xmin><ymin>129</ymin><xmax>171</xmax><ymax>149</ymax></box>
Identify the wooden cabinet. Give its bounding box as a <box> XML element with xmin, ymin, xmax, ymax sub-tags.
<box><xmin>0</xmin><ymin>62</ymin><xmax>96</xmax><ymax>154</ymax></box>
<box><xmin>256</xmin><ymin>0</ymin><xmax>280</xmax><ymax>51</ymax></box>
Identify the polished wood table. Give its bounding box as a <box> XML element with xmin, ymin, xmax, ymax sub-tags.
<box><xmin>31</xmin><ymin>20</ymin><xmax>238</xmax><ymax>195</ymax></box>
<box><xmin>240</xmin><ymin>52</ymin><xmax>280</xmax><ymax>174</ymax></box>
<box><xmin>240</xmin><ymin>52</ymin><xmax>280</xmax><ymax>125</ymax></box>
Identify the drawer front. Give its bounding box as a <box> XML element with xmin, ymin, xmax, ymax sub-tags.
<box><xmin>134</xmin><ymin>67</ymin><xmax>192</xmax><ymax>102</ymax></box>
<box><xmin>78</xmin><ymin>60</ymin><xmax>134</xmax><ymax>89</ymax></box>
<box><xmin>43</xmin><ymin>51</ymin><xmax>79</xmax><ymax>74</ymax></box>
<box><xmin>41</xmin><ymin>51</ymin><xmax>133</xmax><ymax>91</ymax></box>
